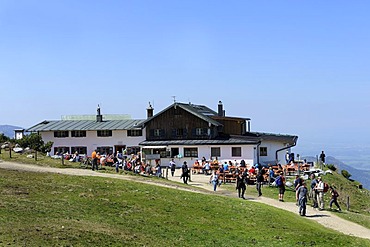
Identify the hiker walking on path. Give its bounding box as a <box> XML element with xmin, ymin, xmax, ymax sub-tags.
<box><xmin>309</xmin><ymin>174</ymin><xmax>318</xmax><ymax>208</ymax></box>
<box><xmin>315</xmin><ymin>177</ymin><xmax>325</xmax><ymax>210</ymax></box>
<box><xmin>294</xmin><ymin>174</ymin><xmax>303</xmax><ymax>191</ymax></box>
<box><xmin>91</xmin><ymin>149</ymin><xmax>98</xmax><ymax>171</ymax></box>
<box><xmin>236</xmin><ymin>172</ymin><xmax>247</xmax><ymax>199</ymax></box>
<box><xmin>268</xmin><ymin>166</ymin><xmax>275</xmax><ymax>186</ymax></box>
<box><xmin>296</xmin><ymin>181</ymin><xmax>308</xmax><ymax>216</ymax></box>
<box><xmin>329</xmin><ymin>186</ymin><xmax>342</xmax><ymax>211</ymax></box>
<box><xmin>256</xmin><ymin>168</ymin><xmax>265</xmax><ymax>197</ymax></box>
<box><xmin>181</xmin><ymin>161</ymin><xmax>189</xmax><ymax>184</ymax></box>
<box><xmin>209</xmin><ymin>171</ymin><xmax>219</xmax><ymax>192</ymax></box>
<box><xmin>169</xmin><ymin>159</ymin><xmax>176</xmax><ymax>177</ymax></box>
<box><xmin>276</xmin><ymin>172</ymin><xmax>286</xmax><ymax>202</ymax></box>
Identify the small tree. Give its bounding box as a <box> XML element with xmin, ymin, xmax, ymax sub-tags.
<box><xmin>41</xmin><ymin>141</ymin><xmax>53</xmax><ymax>153</ymax></box>
<box><xmin>326</xmin><ymin>164</ymin><xmax>337</xmax><ymax>172</ymax></box>
<box><xmin>0</xmin><ymin>133</ymin><xmax>10</xmax><ymax>143</ymax></box>
<box><xmin>341</xmin><ymin>169</ymin><xmax>351</xmax><ymax>179</ymax></box>
<box><xmin>16</xmin><ymin>133</ymin><xmax>44</xmax><ymax>152</ymax></box>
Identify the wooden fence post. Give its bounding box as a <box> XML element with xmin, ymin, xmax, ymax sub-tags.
<box><xmin>346</xmin><ymin>196</ymin><xmax>350</xmax><ymax>211</ymax></box>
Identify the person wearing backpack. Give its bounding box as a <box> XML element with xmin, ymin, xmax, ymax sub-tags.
<box><xmin>276</xmin><ymin>172</ymin><xmax>286</xmax><ymax>202</ymax></box>
<box><xmin>236</xmin><ymin>171</ymin><xmax>247</xmax><ymax>199</ymax></box>
<box><xmin>181</xmin><ymin>161</ymin><xmax>189</xmax><ymax>184</ymax></box>
<box><xmin>296</xmin><ymin>181</ymin><xmax>308</xmax><ymax>216</ymax></box>
<box><xmin>329</xmin><ymin>186</ymin><xmax>342</xmax><ymax>211</ymax></box>
<box><xmin>256</xmin><ymin>168</ymin><xmax>265</xmax><ymax>197</ymax></box>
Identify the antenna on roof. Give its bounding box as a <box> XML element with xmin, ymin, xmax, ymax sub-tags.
<box><xmin>172</xmin><ymin>96</ymin><xmax>176</xmax><ymax>103</ymax></box>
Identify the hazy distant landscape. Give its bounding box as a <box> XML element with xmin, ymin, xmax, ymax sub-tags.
<box><xmin>297</xmin><ymin>144</ymin><xmax>370</xmax><ymax>171</ymax></box>
<box><xmin>0</xmin><ymin>124</ymin><xmax>22</xmax><ymax>139</ymax></box>
<box><xmin>303</xmin><ymin>155</ymin><xmax>370</xmax><ymax>190</ymax></box>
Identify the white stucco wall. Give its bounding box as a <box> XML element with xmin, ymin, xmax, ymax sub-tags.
<box><xmin>41</xmin><ymin>130</ymin><xmax>145</xmax><ymax>155</ymax></box>
<box><xmin>259</xmin><ymin>140</ymin><xmax>291</xmax><ymax>165</ymax></box>
<box><xmin>154</xmin><ymin>144</ymin><xmax>256</xmax><ymax>168</ymax></box>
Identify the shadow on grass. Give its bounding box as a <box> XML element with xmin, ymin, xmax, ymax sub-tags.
<box><xmin>305</xmin><ymin>214</ymin><xmax>330</xmax><ymax>218</ymax></box>
<box><xmin>190</xmin><ymin>183</ymin><xmax>205</xmax><ymax>186</ymax></box>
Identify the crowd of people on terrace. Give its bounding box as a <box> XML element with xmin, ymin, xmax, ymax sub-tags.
<box><xmin>75</xmin><ymin>148</ymin><xmax>340</xmax><ymax>215</ymax></box>
<box><xmin>89</xmin><ymin>149</ymin><xmax>168</xmax><ymax>177</ymax></box>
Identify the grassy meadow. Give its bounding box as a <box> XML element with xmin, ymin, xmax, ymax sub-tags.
<box><xmin>1</xmin><ymin>167</ymin><xmax>370</xmax><ymax>246</ymax></box>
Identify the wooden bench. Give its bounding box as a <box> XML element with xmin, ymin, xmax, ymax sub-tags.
<box><xmin>192</xmin><ymin>165</ymin><xmax>204</xmax><ymax>174</ymax></box>
<box><xmin>218</xmin><ymin>172</ymin><xmax>237</xmax><ymax>183</ymax></box>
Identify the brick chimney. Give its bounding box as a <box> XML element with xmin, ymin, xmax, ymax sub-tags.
<box><xmin>96</xmin><ymin>104</ymin><xmax>103</xmax><ymax>122</ymax></box>
<box><xmin>147</xmin><ymin>102</ymin><xmax>154</xmax><ymax>118</ymax></box>
<box><xmin>218</xmin><ymin>101</ymin><xmax>224</xmax><ymax>117</ymax></box>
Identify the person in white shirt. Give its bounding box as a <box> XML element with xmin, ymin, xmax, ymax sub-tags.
<box><xmin>315</xmin><ymin>177</ymin><xmax>325</xmax><ymax>210</ymax></box>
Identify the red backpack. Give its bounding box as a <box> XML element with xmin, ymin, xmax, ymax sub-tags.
<box><xmin>323</xmin><ymin>183</ymin><xmax>329</xmax><ymax>193</ymax></box>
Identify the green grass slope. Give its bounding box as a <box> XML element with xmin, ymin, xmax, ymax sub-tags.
<box><xmin>318</xmin><ymin>168</ymin><xmax>370</xmax><ymax>228</ymax></box>
<box><xmin>0</xmin><ymin>169</ymin><xmax>369</xmax><ymax>246</ymax></box>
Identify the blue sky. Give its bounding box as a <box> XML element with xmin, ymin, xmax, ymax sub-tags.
<box><xmin>1</xmin><ymin>1</ymin><xmax>370</xmax><ymax>157</ymax></box>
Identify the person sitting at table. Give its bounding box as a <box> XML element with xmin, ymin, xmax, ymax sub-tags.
<box><xmin>249</xmin><ymin>166</ymin><xmax>256</xmax><ymax>175</ymax></box>
<box><xmin>100</xmin><ymin>155</ymin><xmax>106</xmax><ymax>166</ymax></box>
<box><xmin>229</xmin><ymin>160</ymin><xmax>233</xmax><ymax>168</ymax></box>
<box><xmin>213</xmin><ymin>156</ymin><xmax>218</xmax><ymax>162</ymax></box>
<box><xmin>234</xmin><ymin>166</ymin><xmax>240</xmax><ymax>175</ymax></box>
<box><xmin>223</xmin><ymin>161</ymin><xmax>229</xmax><ymax>171</ymax></box>
<box><xmin>218</xmin><ymin>165</ymin><xmax>224</xmax><ymax>174</ymax></box>
<box><xmin>70</xmin><ymin>151</ymin><xmax>79</xmax><ymax>162</ymax></box>
<box><xmin>201</xmin><ymin>156</ymin><xmax>206</xmax><ymax>164</ymax></box>
<box><xmin>234</xmin><ymin>159</ymin><xmax>239</xmax><ymax>167</ymax></box>
<box><xmin>203</xmin><ymin>162</ymin><xmax>211</xmax><ymax>175</ymax></box>
<box><xmin>155</xmin><ymin>163</ymin><xmax>162</xmax><ymax>178</ymax></box>
<box><xmin>278</xmin><ymin>163</ymin><xmax>283</xmax><ymax>171</ymax></box>
<box><xmin>240</xmin><ymin>159</ymin><xmax>246</xmax><ymax>167</ymax></box>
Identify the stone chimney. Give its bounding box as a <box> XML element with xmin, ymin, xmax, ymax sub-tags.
<box><xmin>218</xmin><ymin>101</ymin><xmax>224</xmax><ymax>117</ymax></box>
<box><xmin>96</xmin><ymin>104</ymin><xmax>103</xmax><ymax>122</ymax></box>
<box><xmin>147</xmin><ymin>102</ymin><xmax>154</xmax><ymax>118</ymax></box>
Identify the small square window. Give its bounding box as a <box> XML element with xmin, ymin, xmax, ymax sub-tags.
<box><xmin>184</xmin><ymin>148</ymin><xmax>198</xmax><ymax>157</ymax></box>
<box><xmin>232</xmin><ymin>147</ymin><xmax>241</xmax><ymax>157</ymax></box>
<box><xmin>260</xmin><ymin>147</ymin><xmax>268</xmax><ymax>156</ymax></box>
<box><xmin>211</xmin><ymin>147</ymin><xmax>221</xmax><ymax>157</ymax></box>
<box><xmin>97</xmin><ymin>130</ymin><xmax>112</xmax><ymax>137</ymax></box>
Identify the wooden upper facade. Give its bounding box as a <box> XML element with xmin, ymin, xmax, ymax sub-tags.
<box><xmin>141</xmin><ymin>101</ymin><xmax>251</xmax><ymax>142</ymax></box>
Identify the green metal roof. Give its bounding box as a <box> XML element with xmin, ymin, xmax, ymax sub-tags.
<box><xmin>27</xmin><ymin>119</ymin><xmax>145</xmax><ymax>132</ymax></box>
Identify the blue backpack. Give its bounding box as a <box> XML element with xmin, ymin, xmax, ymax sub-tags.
<box><xmin>276</xmin><ymin>176</ymin><xmax>283</xmax><ymax>186</ymax></box>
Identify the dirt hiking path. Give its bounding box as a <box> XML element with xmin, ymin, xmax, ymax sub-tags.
<box><xmin>1</xmin><ymin>161</ymin><xmax>369</xmax><ymax>240</ymax></box>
